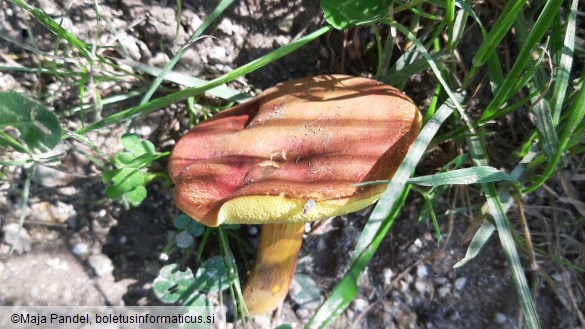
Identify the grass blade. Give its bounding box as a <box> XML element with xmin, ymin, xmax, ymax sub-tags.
<box><xmin>524</xmin><ymin>68</ymin><xmax>585</xmax><ymax>193</ymax></box>
<box><xmin>408</xmin><ymin>166</ymin><xmax>513</xmax><ymax>186</ymax></box>
<box><xmin>480</xmin><ymin>0</ymin><xmax>564</xmax><ymax>121</ymax></box>
<box><xmin>124</xmin><ymin>61</ymin><xmax>252</xmax><ymax>103</ymax></box>
<box><xmin>140</xmin><ymin>0</ymin><xmax>234</xmax><ymax>104</ymax></box>
<box><xmin>76</xmin><ymin>26</ymin><xmax>331</xmax><ymax>134</ymax></box>
<box><xmin>307</xmin><ymin>99</ymin><xmax>456</xmax><ymax>329</ymax></box>
<box><xmin>8</xmin><ymin>0</ymin><xmax>94</xmax><ymax>62</ymax></box>
<box><xmin>453</xmin><ymin>220</ymin><xmax>496</xmax><ymax>268</ymax></box>
<box><xmin>483</xmin><ymin>182</ymin><xmax>542</xmax><ymax>329</ymax></box>
<box><xmin>471</xmin><ymin>0</ymin><xmax>527</xmax><ymax>68</ymax></box>
<box><xmin>550</xmin><ymin>0</ymin><xmax>577</xmax><ymax>124</ymax></box>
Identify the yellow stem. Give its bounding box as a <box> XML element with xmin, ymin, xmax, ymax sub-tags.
<box><xmin>243</xmin><ymin>222</ymin><xmax>305</xmax><ymax>315</ymax></box>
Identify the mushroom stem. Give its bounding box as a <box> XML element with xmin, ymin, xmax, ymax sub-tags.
<box><xmin>243</xmin><ymin>222</ymin><xmax>305</xmax><ymax>315</ymax></box>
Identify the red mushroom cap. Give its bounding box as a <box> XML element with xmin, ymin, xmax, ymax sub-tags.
<box><xmin>170</xmin><ymin>75</ymin><xmax>421</xmax><ymax>227</ymax></box>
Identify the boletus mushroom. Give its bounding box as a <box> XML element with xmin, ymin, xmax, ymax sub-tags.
<box><xmin>169</xmin><ymin>75</ymin><xmax>421</xmax><ymax>315</ymax></box>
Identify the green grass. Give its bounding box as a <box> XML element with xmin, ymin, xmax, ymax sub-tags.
<box><xmin>1</xmin><ymin>0</ymin><xmax>584</xmax><ymax>328</ymax></box>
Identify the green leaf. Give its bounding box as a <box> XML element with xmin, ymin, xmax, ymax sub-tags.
<box><xmin>453</xmin><ymin>220</ymin><xmax>496</xmax><ymax>268</ymax></box>
<box><xmin>0</xmin><ymin>91</ymin><xmax>62</xmax><ymax>152</ymax></box>
<box><xmin>104</xmin><ymin>134</ymin><xmax>162</xmax><ymax>206</ymax></box>
<box><xmin>275</xmin><ymin>325</ymin><xmax>293</xmax><ymax>329</ymax></box>
<box><xmin>126</xmin><ymin>185</ymin><xmax>147</xmax><ymax>207</ymax></box>
<box><xmin>114</xmin><ymin>152</ymin><xmax>136</xmax><ymax>167</ymax></box>
<box><xmin>194</xmin><ymin>256</ymin><xmax>231</xmax><ymax>293</ymax></box>
<box><xmin>121</xmin><ymin>133</ymin><xmax>156</xmax><ymax>157</ymax></box>
<box><xmin>321</xmin><ymin>0</ymin><xmax>393</xmax><ymax>29</ymax></box>
<box><xmin>183</xmin><ymin>292</ymin><xmax>211</xmax><ymax>307</ymax></box>
<box><xmin>153</xmin><ymin>264</ymin><xmax>197</xmax><ymax>304</ymax></box>
<box><xmin>174</xmin><ymin>214</ymin><xmax>192</xmax><ymax>230</ymax></box>
<box><xmin>186</xmin><ymin>222</ymin><xmax>205</xmax><ymax>237</ymax></box>
<box><xmin>550</xmin><ymin>0</ymin><xmax>578</xmax><ymax>124</ymax></box>
<box><xmin>480</xmin><ymin>0</ymin><xmax>564</xmax><ymax>121</ymax></box>
<box><xmin>174</xmin><ymin>214</ymin><xmax>205</xmax><ymax>237</ymax></box>
<box><xmin>290</xmin><ymin>274</ymin><xmax>322</xmax><ymax>310</ymax></box>
<box><xmin>408</xmin><ymin>166</ymin><xmax>513</xmax><ymax>186</ymax></box>
<box><xmin>104</xmin><ymin>168</ymin><xmax>147</xmax><ymax>198</ymax></box>
<box><xmin>471</xmin><ymin>0</ymin><xmax>527</xmax><ymax>68</ymax></box>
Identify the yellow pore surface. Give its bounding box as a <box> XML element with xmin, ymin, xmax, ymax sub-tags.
<box><xmin>217</xmin><ymin>193</ymin><xmax>382</xmax><ymax>225</ymax></box>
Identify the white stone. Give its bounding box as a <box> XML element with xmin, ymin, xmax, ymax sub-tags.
<box><xmin>414</xmin><ymin>280</ymin><xmax>427</xmax><ymax>294</ymax></box>
<box><xmin>32</xmin><ymin>165</ymin><xmax>70</xmax><ymax>187</ymax></box>
<box><xmin>2</xmin><ymin>223</ymin><xmax>31</xmax><ymax>254</ymax></box>
<box><xmin>118</xmin><ymin>235</ymin><xmax>128</xmax><ymax>245</ymax></box>
<box><xmin>414</xmin><ymin>238</ymin><xmax>423</xmax><ymax>248</ymax></box>
<box><xmin>50</xmin><ymin>201</ymin><xmax>76</xmax><ymax>223</ymax></box>
<box><xmin>455</xmin><ymin>277</ymin><xmax>467</xmax><ymax>291</ymax></box>
<box><xmin>495</xmin><ymin>313</ymin><xmax>508</xmax><ymax>324</ymax></box>
<box><xmin>247</xmin><ymin>226</ymin><xmax>258</xmax><ymax>236</ymax></box>
<box><xmin>352</xmin><ymin>298</ymin><xmax>368</xmax><ymax>313</ymax></box>
<box><xmin>276</xmin><ymin>13</ymin><xmax>294</xmax><ymax>33</ymax></box>
<box><xmin>207</xmin><ymin>46</ymin><xmax>227</xmax><ymax>64</ymax></box>
<box><xmin>71</xmin><ymin>243</ymin><xmax>89</xmax><ymax>256</ymax></box>
<box><xmin>416</xmin><ymin>265</ymin><xmax>428</xmax><ymax>279</ymax></box>
<box><xmin>438</xmin><ymin>285</ymin><xmax>451</xmax><ymax>298</ymax></box>
<box><xmin>88</xmin><ymin>254</ymin><xmax>114</xmax><ymax>278</ymax></box>
<box><xmin>383</xmin><ymin>268</ymin><xmax>394</xmax><ymax>285</ymax></box>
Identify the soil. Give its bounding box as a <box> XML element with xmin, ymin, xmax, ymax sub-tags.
<box><xmin>1</xmin><ymin>1</ymin><xmax>583</xmax><ymax>328</ymax></box>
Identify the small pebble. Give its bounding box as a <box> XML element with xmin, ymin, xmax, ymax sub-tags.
<box><xmin>408</xmin><ymin>238</ymin><xmax>423</xmax><ymax>253</ymax></box>
<box><xmin>434</xmin><ymin>277</ymin><xmax>448</xmax><ymax>285</ymax></box>
<box><xmin>118</xmin><ymin>235</ymin><xmax>128</xmax><ymax>245</ymax></box>
<box><xmin>352</xmin><ymin>298</ymin><xmax>368</xmax><ymax>313</ymax></box>
<box><xmin>416</xmin><ymin>265</ymin><xmax>428</xmax><ymax>279</ymax></box>
<box><xmin>296</xmin><ymin>308</ymin><xmax>310</xmax><ymax>319</ymax></box>
<box><xmin>414</xmin><ymin>280</ymin><xmax>427</xmax><ymax>294</ymax></box>
<box><xmin>438</xmin><ymin>285</ymin><xmax>451</xmax><ymax>298</ymax></box>
<box><xmin>495</xmin><ymin>312</ymin><xmax>508</xmax><ymax>324</ymax></box>
<box><xmin>2</xmin><ymin>223</ymin><xmax>32</xmax><ymax>254</ymax></box>
<box><xmin>71</xmin><ymin>243</ymin><xmax>89</xmax><ymax>256</ymax></box>
<box><xmin>133</xmin><ymin>125</ymin><xmax>152</xmax><ymax>137</ymax></box>
<box><xmin>208</xmin><ymin>46</ymin><xmax>227</xmax><ymax>64</ymax></box>
<box><xmin>276</xmin><ymin>13</ymin><xmax>294</xmax><ymax>33</ymax></box>
<box><xmin>32</xmin><ymin>164</ymin><xmax>71</xmax><ymax>187</ymax></box>
<box><xmin>414</xmin><ymin>238</ymin><xmax>423</xmax><ymax>248</ymax></box>
<box><xmin>88</xmin><ymin>254</ymin><xmax>114</xmax><ymax>278</ymax></box>
<box><xmin>455</xmin><ymin>277</ymin><xmax>467</xmax><ymax>291</ymax></box>
<box><xmin>247</xmin><ymin>226</ymin><xmax>258</xmax><ymax>236</ymax></box>
<box><xmin>50</xmin><ymin>201</ymin><xmax>76</xmax><ymax>223</ymax></box>
<box><xmin>58</xmin><ymin>186</ymin><xmax>78</xmax><ymax>196</ymax></box>
<box><xmin>383</xmin><ymin>268</ymin><xmax>394</xmax><ymax>285</ymax></box>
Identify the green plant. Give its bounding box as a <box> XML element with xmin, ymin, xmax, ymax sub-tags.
<box><xmin>102</xmin><ymin>133</ymin><xmax>169</xmax><ymax>207</ymax></box>
<box><xmin>1</xmin><ymin>0</ymin><xmax>583</xmax><ymax>328</ymax></box>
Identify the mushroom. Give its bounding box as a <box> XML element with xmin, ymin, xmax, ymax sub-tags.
<box><xmin>169</xmin><ymin>75</ymin><xmax>421</xmax><ymax>315</ymax></box>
